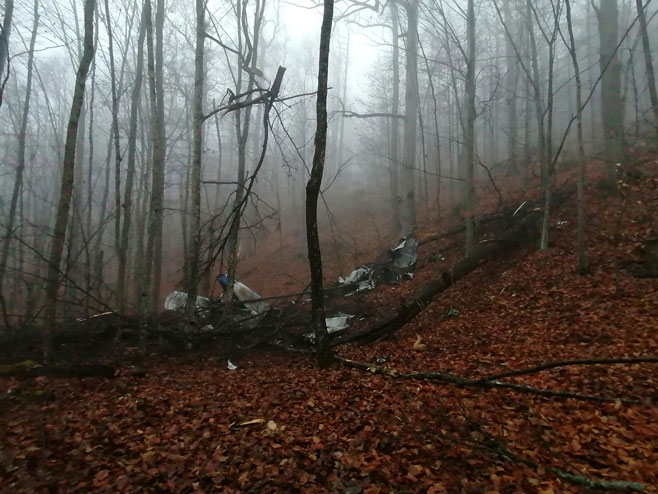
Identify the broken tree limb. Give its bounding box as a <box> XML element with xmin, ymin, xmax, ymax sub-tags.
<box><xmin>481</xmin><ymin>357</ymin><xmax>658</xmax><ymax>381</ymax></box>
<box><xmin>550</xmin><ymin>469</ymin><xmax>646</xmax><ymax>492</ymax></box>
<box><xmin>419</xmin><ymin>182</ymin><xmax>576</xmax><ymax>247</ymax></box>
<box><xmin>337</xmin><ymin>357</ymin><xmax>643</xmax><ymax>404</ymax></box>
<box><xmin>337</xmin><ymin>110</ymin><xmax>405</xmax><ymax>119</ymax></box>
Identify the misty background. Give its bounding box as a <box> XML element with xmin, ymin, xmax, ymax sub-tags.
<box><xmin>0</xmin><ymin>0</ymin><xmax>656</xmax><ymax>328</ymax></box>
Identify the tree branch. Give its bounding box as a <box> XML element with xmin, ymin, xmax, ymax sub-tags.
<box><xmin>337</xmin><ymin>357</ymin><xmax>643</xmax><ymax>404</ymax></box>
<box><xmin>481</xmin><ymin>357</ymin><xmax>658</xmax><ymax>381</ymax></box>
<box><xmin>337</xmin><ymin>110</ymin><xmax>405</xmax><ymax>119</ymax></box>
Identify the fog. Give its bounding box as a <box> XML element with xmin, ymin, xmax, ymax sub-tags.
<box><xmin>0</xmin><ymin>0</ymin><xmax>657</xmax><ymax>325</ymax></box>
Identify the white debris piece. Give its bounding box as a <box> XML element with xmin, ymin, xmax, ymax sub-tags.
<box><xmin>164</xmin><ymin>291</ymin><xmax>211</xmax><ymax>312</ymax></box>
<box><xmin>325</xmin><ymin>313</ymin><xmax>353</xmax><ymax>332</ymax></box>
<box><xmin>232</xmin><ymin>281</ymin><xmax>269</xmax><ymax>315</ymax></box>
<box><xmin>305</xmin><ymin>313</ymin><xmax>354</xmax><ymax>343</ymax></box>
<box><xmin>338</xmin><ymin>266</ymin><xmax>375</xmax><ymax>295</ymax></box>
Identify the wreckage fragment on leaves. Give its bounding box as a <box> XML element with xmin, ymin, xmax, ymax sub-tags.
<box><xmin>338</xmin><ymin>236</ymin><xmax>420</xmax><ymax>296</ymax></box>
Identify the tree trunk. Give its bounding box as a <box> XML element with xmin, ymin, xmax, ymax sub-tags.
<box><xmin>464</xmin><ymin>0</ymin><xmax>476</xmax><ymax>257</ymax></box>
<box><xmin>389</xmin><ymin>3</ymin><xmax>401</xmax><ymax>232</ymax></box>
<box><xmin>224</xmin><ymin>0</ymin><xmax>265</xmax><ymax>315</ymax></box>
<box><xmin>635</xmin><ymin>0</ymin><xmax>658</xmax><ymax>139</ymax></box>
<box><xmin>306</xmin><ymin>0</ymin><xmax>334</xmax><ymax>367</ymax></box>
<box><xmin>43</xmin><ymin>0</ymin><xmax>95</xmax><ymax>361</ymax></box>
<box><xmin>184</xmin><ymin>0</ymin><xmax>205</xmax><ymax>316</ymax></box>
<box><xmin>539</xmin><ymin>2</ymin><xmax>560</xmax><ymax>251</ymax></box>
<box><xmin>117</xmin><ymin>2</ymin><xmax>147</xmax><ymax>312</ymax></box>
<box><xmin>400</xmin><ymin>0</ymin><xmax>419</xmax><ymax>237</ymax></box>
<box><xmin>565</xmin><ymin>0</ymin><xmax>589</xmax><ymax>274</ymax></box>
<box><xmin>144</xmin><ymin>0</ymin><xmax>166</xmax><ymax>319</ymax></box>
<box><xmin>103</xmin><ymin>0</ymin><xmax>121</xmax><ymax>307</ymax></box>
<box><xmin>596</xmin><ymin>0</ymin><xmax>624</xmax><ymax>183</ymax></box>
<box><xmin>503</xmin><ymin>0</ymin><xmax>518</xmax><ymax>172</ymax></box>
<box><xmin>0</xmin><ymin>0</ymin><xmax>14</xmax><ymax>109</ymax></box>
<box><xmin>0</xmin><ymin>0</ymin><xmax>37</xmax><ymax>328</ymax></box>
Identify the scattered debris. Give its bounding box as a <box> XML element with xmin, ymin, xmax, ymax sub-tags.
<box><xmin>338</xmin><ymin>236</ymin><xmax>419</xmax><ymax>296</ymax></box>
<box><xmin>217</xmin><ymin>275</ymin><xmax>270</xmax><ymax>314</ymax></box>
<box><xmin>428</xmin><ymin>252</ymin><xmax>446</xmax><ymax>263</ymax></box>
<box><xmin>390</xmin><ymin>236</ymin><xmax>418</xmax><ymax>270</ymax></box>
<box><xmin>512</xmin><ymin>200</ymin><xmax>528</xmax><ymax>216</ymax></box>
<box><xmin>75</xmin><ymin>311</ymin><xmax>115</xmax><ymax>323</ymax></box>
<box><xmin>229</xmin><ymin>418</ymin><xmax>265</xmax><ymax>430</ymax></box>
<box><xmin>305</xmin><ymin>313</ymin><xmax>354</xmax><ymax>343</ymax></box>
<box><xmin>446</xmin><ymin>307</ymin><xmax>461</xmax><ymax>317</ymax></box>
<box><xmin>413</xmin><ymin>334</ymin><xmax>427</xmax><ymax>351</ymax></box>
<box><xmin>325</xmin><ymin>313</ymin><xmax>354</xmax><ymax>332</ymax></box>
<box><xmin>164</xmin><ymin>291</ymin><xmax>211</xmax><ymax>312</ymax></box>
<box><xmin>338</xmin><ymin>266</ymin><xmax>376</xmax><ymax>296</ymax></box>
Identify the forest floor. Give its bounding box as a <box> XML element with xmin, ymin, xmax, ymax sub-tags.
<box><xmin>1</xmin><ymin>145</ymin><xmax>658</xmax><ymax>494</ymax></box>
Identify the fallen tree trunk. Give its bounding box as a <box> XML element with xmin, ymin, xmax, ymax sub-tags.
<box><xmin>333</xmin><ymin>186</ymin><xmax>574</xmax><ymax>346</ymax></box>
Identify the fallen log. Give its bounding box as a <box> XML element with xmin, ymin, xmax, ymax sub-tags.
<box><xmin>333</xmin><ymin>185</ymin><xmax>575</xmax><ymax>346</ymax></box>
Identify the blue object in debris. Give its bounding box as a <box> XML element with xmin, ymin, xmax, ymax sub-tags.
<box><xmin>217</xmin><ymin>274</ymin><xmax>229</xmax><ymax>289</ymax></box>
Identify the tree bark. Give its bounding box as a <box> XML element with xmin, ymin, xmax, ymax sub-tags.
<box><xmin>596</xmin><ymin>0</ymin><xmax>624</xmax><ymax>183</ymax></box>
<box><xmin>103</xmin><ymin>0</ymin><xmax>123</xmax><ymax>304</ymax></box>
<box><xmin>399</xmin><ymin>0</ymin><xmax>419</xmax><ymax>237</ymax></box>
<box><xmin>144</xmin><ymin>0</ymin><xmax>166</xmax><ymax>319</ymax></box>
<box><xmin>44</xmin><ymin>0</ymin><xmax>96</xmax><ymax>361</ymax></box>
<box><xmin>117</xmin><ymin>1</ymin><xmax>148</xmax><ymax>312</ymax></box>
<box><xmin>306</xmin><ymin>0</ymin><xmax>334</xmax><ymax>367</ymax></box>
<box><xmin>464</xmin><ymin>0</ymin><xmax>476</xmax><ymax>258</ymax></box>
<box><xmin>0</xmin><ymin>0</ymin><xmax>14</xmax><ymax>109</ymax></box>
<box><xmin>503</xmin><ymin>0</ymin><xmax>518</xmax><ymax>173</ymax></box>
<box><xmin>565</xmin><ymin>0</ymin><xmax>589</xmax><ymax>273</ymax></box>
<box><xmin>224</xmin><ymin>0</ymin><xmax>265</xmax><ymax>316</ymax></box>
<box><xmin>0</xmin><ymin>0</ymin><xmax>37</xmax><ymax>327</ymax></box>
<box><xmin>184</xmin><ymin>0</ymin><xmax>205</xmax><ymax>316</ymax></box>
<box><xmin>635</xmin><ymin>0</ymin><xmax>658</xmax><ymax>139</ymax></box>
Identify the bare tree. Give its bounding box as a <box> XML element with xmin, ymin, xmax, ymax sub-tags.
<box><xmin>104</xmin><ymin>0</ymin><xmax>123</xmax><ymax>307</ymax></box>
<box><xmin>464</xmin><ymin>0</ymin><xmax>476</xmax><ymax>257</ymax></box>
<box><xmin>635</xmin><ymin>0</ymin><xmax>658</xmax><ymax>138</ymax></box>
<box><xmin>0</xmin><ymin>0</ymin><xmax>14</xmax><ymax>109</ymax></box>
<box><xmin>503</xmin><ymin>0</ymin><xmax>519</xmax><ymax>172</ymax></box>
<box><xmin>0</xmin><ymin>0</ymin><xmax>38</xmax><ymax>326</ymax></box>
<box><xmin>44</xmin><ymin>0</ymin><xmax>96</xmax><ymax>360</ymax></box>
<box><xmin>224</xmin><ymin>0</ymin><xmax>266</xmax><ymax>315</ymax></box>
<box><xmin>594</xmin><ymin>0</ymin><xmax>624</xmax><ymax>183</ymax></box>
<box><xmin>400</xmin><ymin>0</ymin><xmax>419</xmax><ymax>237</ymax></box>
<box><xmin>117</xmin><ymin>0</ymin><xmax>148</xmax><ymax>312</ymax></box>
<box><xmin>389</xmin><ymin>3</ymin><xmax>401</xmax><ymax>232</ymax></box>
<box><xmin>307</xmin><ymin>0</ymin><xmax>334</xmax><ymax>367</ymax></box>
<box><xmin>144</xmin><ymin>0</ymin><xmax>167</xmax><ymax>318</ymax></box>
<box><xmin>184</xmin><ymin>0</ymin><xmax>206</xmax><ymax>315</ymax></box>
<box><xmin>564</xmin><ymin>0</ymin><xmax>589</xmax><ymax>273</ymax></box>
